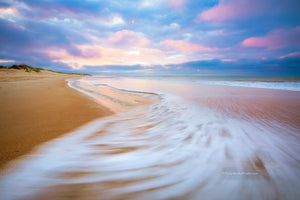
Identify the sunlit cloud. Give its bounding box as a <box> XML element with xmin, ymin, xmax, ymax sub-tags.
<box><xmin>0</xmin><ymin>0</ymin><xmax>299</xmax><ymax>76</ymax></box>
<box><xmin>242</xmin><ymin>27</ymin><xmax>300</xmax><ymax>50</ymax></box>
<box><xmin>141</xmin><ymin>0</ymin><xmax>163</xmax><ymax>8</ymax></box>
<box><xmin>0</xmin><ymin>7</ymin><xmax>21</xmax><ymax>22</ymax></box>
<box><xmin>0</xmin><ymin>59</ymin><xmax>16</xmax><ymax>63</ymax></box>
<box><xmin>221</xmin><ymin>59</ymin><xmax>236</xmax><ymax>62</ymax></box>
<box><xmin>108</xmin><ymin>30</ymin><xmax>150</xmax><ymax>48</ymax></box>
<box><xmin>161</xmin><ymin>22</ymin><xmax>180</xmax><ymax>31</ymax></box>
<box><xmin>167</xmin><ymin>0</ymin><xmax>185</xmax><ymax>9</ymax></box>
<box><xmin>160</xmin><ymin>40</ymin><xmax>213</xmax><ymax>53</ymax></box>
<box><xmin>47</xmin><ymin>44</ymin><xmax>172</xmax><ymax>69</ymax></box>
<box><xmin>140</xmin><ymin>0</ymin><xmax>185</xmax><ymax>10</ymax></box>
<box><xmin>97</xmin><ymin>14</ymin><xmax>126</xmax><ymax>27</ymax></box>
<box><xmin>47</xmin><ymin>46</ymin><xmax>123</xmax><ymax>69</ymax></box>
<box><xmin>279</xmin><ymin>52</ymin><xmax>300</xmax><ymax>59</ymax></box>
<box><xmin>195</xmin><ymin>0</ymin><xmax>265</xmax><ymax>23</ymax></box>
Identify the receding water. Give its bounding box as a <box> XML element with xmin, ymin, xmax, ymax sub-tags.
<box><xmin>1</xmin><ymin>77</ymin><xmax>300</xmax><ymax>200</ymax></box>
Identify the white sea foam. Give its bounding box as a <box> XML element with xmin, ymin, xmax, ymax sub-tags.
<box><xmin>1</xmin><ymin>77</ymin><xmax>300</xmax><ymax>200</ymax></box>
<box><xmin>194</xmin><ymin>80</ymin><xmax>300</xmax><ymax>91</ymax></box>
<box><xmin>115</xmin><ymin>76</ymin><xmax>300</xmax><ymax>91</ymax></box>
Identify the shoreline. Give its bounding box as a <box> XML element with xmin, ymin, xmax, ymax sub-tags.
<box><xmin>0</xmin><ymin>69</ymin><xmax>113</xmax><ymax>170</ymax></box>
<box><xmin>1</xmin><ymin>75</ymin><xmax>300</xmax><ymax>199</ymax></box>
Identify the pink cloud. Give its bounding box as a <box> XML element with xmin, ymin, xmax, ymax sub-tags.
<box><xmin>0</xmin><ymin>59</ymin><xmax>16</xmax><ymax>63</ymax></box>
<box><xmin>76</xmin><ymin>45</ymin><xmax>124</xmax><ymax>58</ymax></box>
<box><xmin>47</xmin><ymin>30</ymin><xmax>216</xmax><ymax>69</ymax></box>
<box><xmin>279</xmin><ymin>52</ymin><xmax>300</xmax><ymax>59</ymax></box>
<box><xmin>242</xmin><ymin>27</ymin><xmax>300</xmax><ymax>50</ymax></box>
<box><xmin>195</xmin><ymin>0</ymin><xmax>265</xmax><ymax>23</ymax></box>
<box><xmin>221</xmin><ymin>59</ymin><xmax>236</xmax><ymax>62</ymax></box>
<box><xmin>160</xmin><ymin>40</ymin><xmax>213</xmax><ymax>53</ymax></box>
<box><xmin>108</xmin><ymin>30</ymin><xmax>150</xmax><ymax>48</ymax></box>
<box><xmin>47</xmin><ymin>46</ymin><xmax>125</xmax><ymax>69</ymax></box>
<box><xmin>167</xmin><ymin>0</ymin><xmax>185</xmax><ymax>9</ymax></box>
<box><xmin>47</xmin><ymin>44</ymin><xmax>170</xmax><ymax>69</ymax></box>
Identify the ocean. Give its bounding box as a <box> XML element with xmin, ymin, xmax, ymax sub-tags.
<box><xmin>1</xmin><ymin>76</ymin><xmax>300</xmax><ymax>200</ymax></box>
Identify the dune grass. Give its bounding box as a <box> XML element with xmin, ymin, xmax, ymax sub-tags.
<box><xmin>0</xmin><ymin>64</ymin><xmax>90</xmax><ymax>75</ymax></box>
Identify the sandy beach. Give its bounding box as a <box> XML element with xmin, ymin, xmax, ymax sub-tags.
<box><xmin>0</xmin><ymin>69</ymin><xmax>113</xmax><ymax>169</ymax></box>
<box><xmin>1</xmin><ymin>75</ymin><xmax>300</xmax><ymax>200</ymax></box>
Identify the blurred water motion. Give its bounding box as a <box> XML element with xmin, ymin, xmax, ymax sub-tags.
<box><xmin>1</xmin><ymin>77</ymin><xmax>300</xmax><ymax>200</ymax></box>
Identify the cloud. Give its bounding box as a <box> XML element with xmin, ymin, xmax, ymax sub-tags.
<box><xmin>139</xmin><ymin>0</ymin><xmax>186</xmax><ymax>11</ymax></box>
<box><xmin>161</xmin><ymin>22</ymin><xmax>180</xmax><ymax>31</ymax></box>
<box><xmin>47</xmin><ymin>45</ymin><xmax>124</xmax><ymax>69</ymax></box>
<box><xmin>16</xmin><ymin>1</ymin><xmax>77</xmax><ymax>21</ymax></box>
<box><xmin>279</xmin><ymin>52</ymin><xmax>300</xmax><ymax>59</ymax></box>
<box><xmin>62</xmin><ymin>57</ymin><xmax>300</xmax><ymax>76</ymax></box>
<box><xmin>165</xmin><ymin>57</ymin><xmax>300</xmax><ymax>76</ymax></box>
<box><xmin>242</xmin><ymin>26</ymin><xmax>300</xmax><ymax>50</ymax></box>
<box><xmin>6</xmin><ymin>0</ymin><xmax>125</xmax><ymax>29</ymax></box>
<box><xmin>108</xmin><ymin>30</ymin><xmax>150</xmax><ymax>48</ymax></box>
<box><xmin>0</xmin><ymin>59</ymin><xmax>15</xmax><ymax>63</ymax></box>
<box><xmin>46</xmin><ymin>43</ymin><xmax>168</xmax><ymax>69</ymax></box>
<box><xmin>94</xmin><ymin>14</ymin><xmax>126</xmax><ymax>27</ymax></box>
<box><xmin>160</xmin><ymin>40</ymin><xmax>213</xmax><ymax>53</ymax></box>
<box><xmin>167</xmin><ymin>0</ymin><xmax>185</xmax><ymax>9</ymax></box>
<box><xmin>140</xmin><ymin>0</ymin><xmax>163</xmax><ymax>8</ymax></box>
<box><xmin>1</xmin><ymin>0</ymin><xmax>299</xmax><ymax>76</ymax></box>
<box><xmin>0</xmin><ymin>7</ymin><xmax>21</xmax><ymax>22</ymax></box>
<box><xmin>195</xmin><ymin>0</ymin><xmax>265</xmax><ymax>23</ymax></box>
<box><xmin>221</xmin><ymin>59</ymin><xmax>236</xmax><ymax>62</ymax></box>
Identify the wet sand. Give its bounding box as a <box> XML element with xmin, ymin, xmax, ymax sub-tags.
<box><xmin>1</xmin><ymin>76</ymin><xmax>300</xmax><ymax>200</ymax></box>
<box><xmin>0</xmin><ymin>69</ymin><xmax>113</xmax><ymax>170</ymax></box>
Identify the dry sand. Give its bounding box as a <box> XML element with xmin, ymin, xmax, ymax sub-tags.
<box><xmin>0</xmin><ymin>69</ymin><xmax>113</xmax><ymax>169</ymax></box>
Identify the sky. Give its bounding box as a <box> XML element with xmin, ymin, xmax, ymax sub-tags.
<box><xmin>0</xmin><ymin>0</ymin><xmax>300</xmax><ymax>76</ymax></box>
